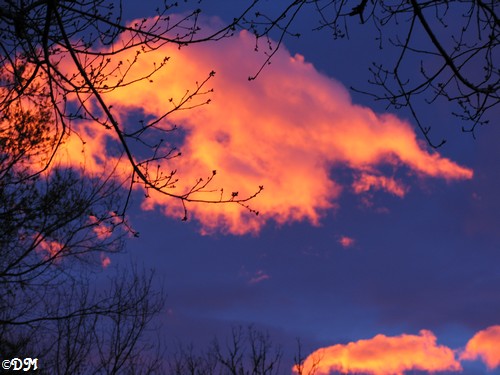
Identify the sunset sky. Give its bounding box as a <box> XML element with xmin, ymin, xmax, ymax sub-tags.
<box><xmin>63</xmin><ymin>1</ymin><xmax>500</xmax><ymax>374</ymax></box>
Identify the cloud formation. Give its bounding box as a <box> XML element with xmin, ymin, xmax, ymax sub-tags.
<box><xmin>298</xmin><ymin>325</ymin><xmax>500</xmax><ymax>374</ymax></box>
<box><xmin>60</xmin><ymin>18</ymin><xmax>473</xmax><ymax>234</ymax></box>
<box><xmin>461</xmin><ymin>325</ymin><xmax>500</xmax><ymax>369</ymax></box>
<box><xmin>296</xmin><ymin>330</ymin><xmax>461</xmax><ymax>375</ymax></box>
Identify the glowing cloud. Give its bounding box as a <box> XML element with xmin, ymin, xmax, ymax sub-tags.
<box><xmin>460</xmin><ymin>325</ymin><xmax>500</xmax><ymax>369</ymax></box>
<box><xmin>60</xmin><ymin>17</ymin><xmax>473</xmax><ymax>234</ymax></box>
<box><xmin>296</xmin><ymin>330</ymin><xmax>461</xmax><ymax>375</ymax></box>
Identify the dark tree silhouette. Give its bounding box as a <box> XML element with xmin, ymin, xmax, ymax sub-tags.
<box><xmin>167</xmin><ymin>325</ymin><xmax>283</xmax><ymax>375</ymax></box>
<box><xmin>166</xmin><ymin>325</ymin><xmax>325</xmax><ymax>375</ymax></box>
<box><xmin>0</xmin><ymin>92</ymin><xmax>165</xmax><ymax>373</ymax></box>
<box><xmin>0</xmin><ymin>1</ymin><xmax>264</xmax><ymax>372</ymax></box>
<box><xmin>292</xmin><ymin>338</ymin><xmax>323</xmax><ymax>375</ymax></box>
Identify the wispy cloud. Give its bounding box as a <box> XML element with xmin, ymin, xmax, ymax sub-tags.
<box><xmin>239</xmin><ymin>267</ymin><xmax>271</xmax><ymax>285</ymax></box>
<box><xmin>247</xmin><ymin>270</ymin><xmax>270</xmax><ymax>285</ymax></box>
<box><xmin>59</xmin><ymin>18</ymin><xmax>473</xmax><ymax>234</ymax></box>
<box><xmin>352</xmin><ymin>173</ymin><xmax>407</xmax><ymax>198</ymax></box>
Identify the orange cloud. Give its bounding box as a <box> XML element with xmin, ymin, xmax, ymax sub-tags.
<box><xmin>460</xmin><ymin>325</ymin><xmax>500</xmax><ymax>369</ymax></box>
<box><xmin>57</xmin><ymin>17</ymin><xmax>473</xmax><ymax>234</ymax></box>
<box><xmin>296</xmin><ymin>330</ymin><xmax>461</xmax><ymax>375</ymax></box>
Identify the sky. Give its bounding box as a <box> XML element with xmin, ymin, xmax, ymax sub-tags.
<box><xmin>59</xmin><ymin>1</ymin><xmax>500</xmax><ymax>374</ymax></box>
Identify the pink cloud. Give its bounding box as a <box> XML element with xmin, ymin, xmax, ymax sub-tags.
<box><xmin>248</xmin><ymin>270</ymin><xmax>270</xmax><ymax>285</ymax></box>
<box><xmin>295</xmin><ymin>330</ymin><xmax>461</xmax><ymax>375</ymax></box>
<box><xmin>338</xmin><ymin>236</ymin><xmax>355</xmax><ymax>248</ymax></box>
<box><xmin>460</xmin><ymin>325</ymin><xmax>500</xmax><ymax>369</ymax></box>
<box><xmin>89</xmin><ymin>215</ymin><xmax>114</xmax><ymax>240</ymax></box>
<box><xmin>100</xmin><ymin>253</ymin><xmax>111</xmax><ymax>269</ymax></box>
<box><xmin>57</xmin><ymin>17</ymin><xmax>473</xmax><ymax>234</ymax></box>
<box><xmin>239</xmin><ymin>267</ymin><xmax>270</xmax><ymax>285</ymax></box>
<box><xmin>36</xmin><ymin>239</ymin><xmax>64</xmax><ymax>261</ymax></box>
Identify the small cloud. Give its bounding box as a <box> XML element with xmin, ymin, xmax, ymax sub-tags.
<box><xmin>352</xmin><ymin>173</ymin><xmax>407</xmax><ymax>198</ymax></box>
<box><xmin>338</xmin><ymin>236</ymin><xmax>355</xmax><ymax>248</ymax></box>
<box><xmin>247</xmin><ymin>270</ymin><xmax>270</xmax><ymax>285</ymax></box>
<box><xmin>96</xmin><ymin>226</ymin><xmax>112</xmax><ymax>239</ymax></box>
<box><xmin>460</xmin><ymin>325</ymin><xmax>500</xmax><ymax>370</ymax></box>
<box><xmin>36</xmin><ymin>239</ymin><xmax>64</xmax><ymax>261</ymax></box>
